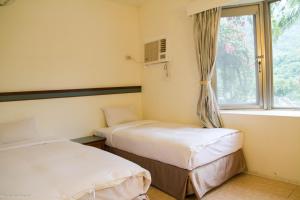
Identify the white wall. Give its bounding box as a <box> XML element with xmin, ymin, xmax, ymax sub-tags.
<box><xmin>139</xmin><ymin>0</ymin><xmax>300</xmax><ymax>185</ymax></box>
<box><xmin>223</xmin><ymin>113</ymin><xmax>300</xmax><ymax>185</ymax></box>
<box><xmin>0</xmin><ymin>0</ymin><xmax>143</xmax><ymax>138</ymax></box>
<box><xmin>0</xmin><ymin>94</ymin><xmax>142</xmax><ymax>139</ymax></box>
<box><xmin>140</xmin><ymin>0</ymin><xmax>200</xmax><ymax>124</ymax></box>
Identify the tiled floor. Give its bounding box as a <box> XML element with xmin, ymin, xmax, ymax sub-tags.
<box><xmin>148</xmin><ymin>174</ymin><xmax>300</xmax><ymax>200</ymax></box>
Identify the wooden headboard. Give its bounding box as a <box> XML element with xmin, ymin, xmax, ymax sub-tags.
<box><xmin>0</xmin><ymin>86</ymin><xmax>142</xmax><ymax>102</ymax></box>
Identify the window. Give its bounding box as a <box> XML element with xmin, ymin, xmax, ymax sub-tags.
<box><xmin>215</xmin><ymin>1</ymin><xmax>300</xmax><ymax>109</ymax></box>
<box><xmin>216</xmin><ymin>5</ymin><xmax>264</xmax><ymax>109</ymax></box>
<box><xmin>270</xmin><ymin>0</ymin><xmax>300</xmax><ymax>108</ymax></box>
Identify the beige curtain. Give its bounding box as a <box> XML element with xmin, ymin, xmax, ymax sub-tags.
<box><xmin>193</xmin><ymin>7</ymin><xmax>224</xmax><ymax>128</ymax></box>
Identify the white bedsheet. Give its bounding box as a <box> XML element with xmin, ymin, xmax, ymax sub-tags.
<box><xmin>97</xmin><ymin>120</ymin><xmax>243</xmax><ymax>170</ymax></box>
<box><xmin>0</xmin><ymin>137</ymin><xmax>151</xmax><ymax>200</ymax></box>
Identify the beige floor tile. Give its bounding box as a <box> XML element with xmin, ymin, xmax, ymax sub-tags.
<box><xmin>147</xmin><ymin>174</ymin><xmax>298</xmax><ymax>200</ymax></box>
<box><xmin>289</xmin><ymin>196</ymin><xmax>300</xmax><ymax>200</ymax></box>
<box><xmin>148</xmin><ymin>187</ymin><xmax>176</xmax><ymax>200</ymax></box>
<box><xmin>289</xmin><ymin>186</ymin><xmax>300</xmax><ymax>200</ymax></box>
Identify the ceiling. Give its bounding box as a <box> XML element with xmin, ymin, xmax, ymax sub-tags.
<box><xmin>112</xmin><ymin>0</ymin><xmax>146</xmax><ymax>6</ymax></box>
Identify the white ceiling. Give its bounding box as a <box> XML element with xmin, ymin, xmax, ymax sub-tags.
<box><xmin>112</xmin><ymin>0</ymin><xmax>146</xmax><ymax>6</ymax></box>
<box><xmin>114</xmin><ymin>0</ymin><xmax>263</xmax><ymax>8</ymax></box>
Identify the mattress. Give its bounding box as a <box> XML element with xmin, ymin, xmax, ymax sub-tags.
<box><xmin>97</xmin><ymin>120</ymin><xmax>243</xmax><ymax>170</ymax></box>
<box><xmin>0</xmin><ymin>137</ymin><xmax>151</xmax><ymax>200</ymax></box>
<box><xmin>78</xmin><ymin>175</ymin><xmax>148</xmax><ymax>200</ymax></box>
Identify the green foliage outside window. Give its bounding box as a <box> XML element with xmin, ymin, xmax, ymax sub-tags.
<box><xmin>216</xmin><ymin>0</ymin><xmax>300</xmax><ymax>107</ymax></box>
<box><xmin>216</xmin><ymin>16</ymin><xmax>257</xmax><ymax>105</ymax></box>
<box><xmin>271</xmin><ymin>0</ymin><xmax>300</xmax><ymax>107</ymax></box>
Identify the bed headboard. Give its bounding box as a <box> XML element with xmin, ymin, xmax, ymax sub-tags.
<box><xmin>0</xmin><ymin>86</ymin><xmax>142</xmax><ymax>102</ymax></box>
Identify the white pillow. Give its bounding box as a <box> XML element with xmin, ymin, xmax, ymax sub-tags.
<box><xmin>0</xmin><ymin>118</ymin><xmax>38</xmax><ymax>144</ymax></box>
<box><xmin>102</xmin><ymin>106</ymin><xmax>140</xmax><ymax>127</ymax></box>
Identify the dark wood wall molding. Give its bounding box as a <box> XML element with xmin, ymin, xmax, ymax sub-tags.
<box><xmin>0</xmin><ymin>86</ymin><xmax>142</xmax><ymax>102</ymax></box>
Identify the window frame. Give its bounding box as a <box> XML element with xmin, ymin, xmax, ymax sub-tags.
<box><xmin>217</xmin><ymin>1</ymin><xmax>300</xmax><ymax>110</ymax></box>
<box><xmin>216</xmin><ymin>4</ymin><xmax>266</xmax><ymax>110</ymax></box>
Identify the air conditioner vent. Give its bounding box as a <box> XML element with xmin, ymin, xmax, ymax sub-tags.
<box><xmin>160</xmin><ymin>39</ymin><xmax>166</xmax><ymax>53</ymax></box>
<box><xmin>144</xmin><ymin>38</ymin><xmax>168</xmax><ymax>65</ymax></box>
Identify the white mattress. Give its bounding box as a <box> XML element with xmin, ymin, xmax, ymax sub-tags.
<box><xmin>97</xmin><ymin>120</ymin><xmax>243</xmax><ymax>170</ymax></box>
<box><xmin>78</xmin><ymin>176</ymin><xmax>147</xmax><ymax>200</ymax></box>
<box><xmin>0</xmin><ymin>137</ymin><xmax>151</xmax><ymax>200</ymax></box>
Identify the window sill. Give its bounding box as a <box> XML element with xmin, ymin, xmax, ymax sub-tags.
<box><xmin>220</xmin><ymin>110</ymin><xmax>300</xmax><ymax>117</ymax></box>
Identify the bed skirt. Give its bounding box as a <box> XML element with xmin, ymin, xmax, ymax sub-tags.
<box><xmin>106</xmin><ymin>146</ymin><xmax>246</xmax><ymax>200</ymax></box>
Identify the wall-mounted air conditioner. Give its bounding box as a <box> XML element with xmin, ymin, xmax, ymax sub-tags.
<box><xmin>144</xmin><ymin>38</ymin><xmax>168</xmax><ymax>65</ymax></box>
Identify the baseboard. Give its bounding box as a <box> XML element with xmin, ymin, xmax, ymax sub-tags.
<box><xmin>245</xmin><ymin>171</ymin><xmax>300</xmax><ymax>186</ymax></box>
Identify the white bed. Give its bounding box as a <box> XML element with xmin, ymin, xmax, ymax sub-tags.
<box><xmin>0</xmin><ymin>137</ymin><xmax>151</xmax><ymax>200</ymax></box>
<box><xmin>97</xmin><ymin>120</ymin><xmax>243</xmax><ymax>170</ymax></box>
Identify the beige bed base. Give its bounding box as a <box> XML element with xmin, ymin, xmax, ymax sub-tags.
<box><xmin>106</xmin><ymin>146</ymin><xmax>246</xmax><ymax>200</ymax></box>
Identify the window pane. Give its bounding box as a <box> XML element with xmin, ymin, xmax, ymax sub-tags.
<box><xmin>271</xmin><ymin>0</ymin><xmax>300</xmax><ymax>108</ymax></box>
<box><xmin>216</xmin><ymin>15</ymin><xmax>259</xmax><ymax>105</ymax></box>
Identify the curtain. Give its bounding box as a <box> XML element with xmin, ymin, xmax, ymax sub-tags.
<box><xmin>193</xmin><ymin>7</ymin><xmax>224</xmax><ymax>128</ymax></box>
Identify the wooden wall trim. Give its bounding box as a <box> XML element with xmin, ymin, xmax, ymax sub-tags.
<box><xmin>0</xmin><ymin>86</ymin><xmax>142</xmax><ymax>102</ymax></box>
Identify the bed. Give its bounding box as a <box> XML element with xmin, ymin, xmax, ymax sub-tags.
<box><xmin>0</xmin><ymin>119</ymin><xmax>151</xmax><ymax>200</ymax></box>
<box><xmin>96</xmin><ymin>119</ymin><xmax>246</xmax><ymax>200</ymax></box>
